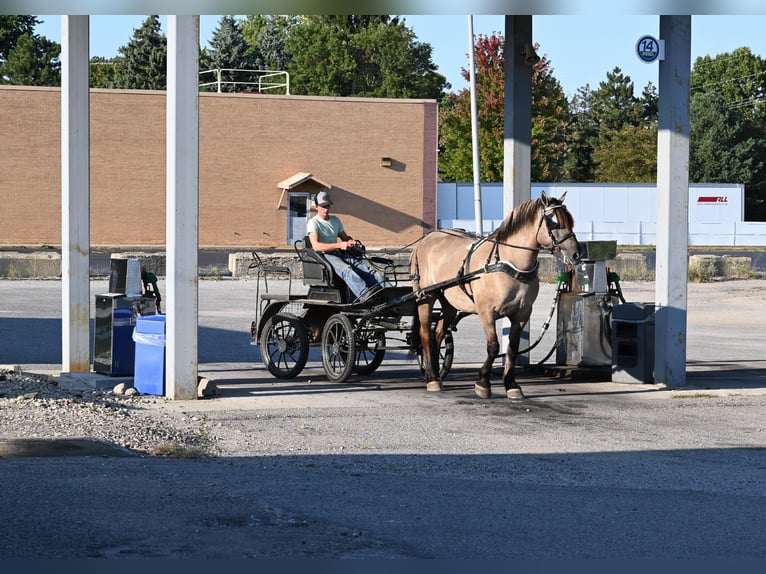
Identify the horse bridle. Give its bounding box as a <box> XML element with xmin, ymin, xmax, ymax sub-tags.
<box><xmin>537</xmin><ymin>203</ymin><xmax>577</xmax><ymax>256</ymax></box>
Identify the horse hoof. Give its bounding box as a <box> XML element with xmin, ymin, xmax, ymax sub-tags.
<box><xmin>426</xmin><ymin>381</ymin><xmax>443</xmax><ymax>392</ymax></box>
<box><xmin>474</xmin><ymin>384</ymin><xmax>491</xmax><ymax>399</ymax></box>
<box><xmin>506</xmin><ymin>388</ymin><xmax>525</xmax><ymax>400</ymax></box>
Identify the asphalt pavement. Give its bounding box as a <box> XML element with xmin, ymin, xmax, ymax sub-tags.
<box><xmin>1</xmin><ymin>277</ymin><xmax>765</xmax><ymax>559</ymax></box>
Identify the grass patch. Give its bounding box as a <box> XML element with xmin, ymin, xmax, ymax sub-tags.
<box><xmin>672</xmin><ymin>392</ymin><xmax>715</xmax><ymax>399</ymax></box>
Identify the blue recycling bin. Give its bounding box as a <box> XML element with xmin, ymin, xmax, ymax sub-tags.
<box><xmin>132</xmin><ymin>315</ymin><xmax>166</xmax><ymax>395</ymax></box>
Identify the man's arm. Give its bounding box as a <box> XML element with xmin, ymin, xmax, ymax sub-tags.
<box><xmin>308</xmin><ymin>231</ymin><xmax>355</xmax><ymax>253</ymax></box>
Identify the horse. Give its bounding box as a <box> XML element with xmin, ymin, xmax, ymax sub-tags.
<box><xmin>409</xmin><ymin>191</ymin><xmax>581</xmax><ymax>399</ymax></box>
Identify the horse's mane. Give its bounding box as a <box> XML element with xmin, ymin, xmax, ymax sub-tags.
<box><xmin>492</xmin><ymin>197</ymin><xmax>543</xmax><ymax>240</ymax></box>
<box><xmin>491</xmin><ymin>196</ymin><xmax>575</xmax><ymax>241</ymax></box>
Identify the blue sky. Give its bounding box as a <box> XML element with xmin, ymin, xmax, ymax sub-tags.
<box><xmin>31</xmin><ymin>14</ymin><xmax>766</xmax><ymax>97</ymax></box>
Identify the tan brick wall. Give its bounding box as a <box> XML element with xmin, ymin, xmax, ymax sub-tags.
<box><xmin>0</xmin><ymin>86</ymin><xmax>437</xmax><ymax>249</ymax></box>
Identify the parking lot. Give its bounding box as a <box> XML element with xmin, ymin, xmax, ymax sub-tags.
<box><xmin>1</xmin><ymin>277</ymin><xmax>765</xmax><ymax>558</ymax></box>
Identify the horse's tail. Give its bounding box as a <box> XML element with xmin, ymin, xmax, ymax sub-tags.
<box><xmin>407</xmin><ymin>244</ymin><xmax>423</xmax><ymax>358</ymax></box>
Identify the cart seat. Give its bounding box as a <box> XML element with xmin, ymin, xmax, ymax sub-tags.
<box><xmin>295</xmin><ymin>237</ymin><xmax>352</xmax><ymax>303</ymax></box>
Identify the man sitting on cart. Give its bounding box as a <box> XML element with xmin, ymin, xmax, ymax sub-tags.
<box><xmin>306</xmin><ymin>190</ymin><xmax>386</xmax><ymax>303</ymax></box>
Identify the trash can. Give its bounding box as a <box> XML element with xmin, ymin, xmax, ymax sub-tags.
<box><xmin>93</xmin><ymin>294</ymin><xmax>157</xmax><ymax>375</ymax></box>
<box><xmin>132</xmin><ymin>314</ymin><xmax>166</xmax><ymax>395</ymax></box>
<box><xmin>611</xmin><ymin>302</ymin><xmax>655</xmax><ymax>384</ymax></box>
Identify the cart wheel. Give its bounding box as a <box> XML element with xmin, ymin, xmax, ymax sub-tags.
<box><xmin>321</xmin><ymin>313</ymin><xmax>357</xmax><ymax>383</ymax></box>
<box><xmin>355</xmin><ymin>328</ymin><xmax>385</xmax><ymax>375</ymax></box>
<box><xmin>418</xmin><ymin>329</ymin><xmax>454</xmax><ymax>380</ymax></box>
<box><xmin>259</xmin><ymin>313</ymin><xmax>309</xmax><ymax>379</ymax></box>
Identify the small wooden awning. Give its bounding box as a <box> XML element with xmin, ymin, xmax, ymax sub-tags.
<box><xmin>276</xmin><ymin>172</ymin><xmax>331</xmax><ymax>208</ymax></box>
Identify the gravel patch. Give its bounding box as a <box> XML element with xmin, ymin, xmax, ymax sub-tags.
<box><xmin>0</xmin><ymin>367</ymin><xmax>218</xmax><ymax>457</ymax></box>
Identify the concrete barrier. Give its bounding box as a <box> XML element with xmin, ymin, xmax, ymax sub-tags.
<box><xmin>3</xmin><ymin>249</ymin><xmax>759</xmax><ymax>282</ymax></box>
<box><xmin>0</xmin><ymin>251</ymin><xmax>61</xmax><ymax>278</ymax></box>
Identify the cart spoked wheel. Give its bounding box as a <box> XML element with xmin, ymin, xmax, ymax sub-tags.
<box><xmin>418</xmin><ymin>329</ymin><xmax>455</xmax><ymax>380</ymax></box>
<box><xmin>259</xmin><ymin>313</ymin><xmax>309</xmax><ymax>379</ymax></box>
<box><xmin>321</xmin><ymin>313</ymin><xmax>357</xmax><ymax>383</ymax></box>
<box><xmin>354</xmin><ymin>327</ymin><xmax>385</xmax><ymax>375</ymax></box>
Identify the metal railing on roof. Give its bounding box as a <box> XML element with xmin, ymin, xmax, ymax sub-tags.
<box><xmin>199</xmin><ymin>68</ymin><xmax>290</xmax><ymax>95</ymax></box>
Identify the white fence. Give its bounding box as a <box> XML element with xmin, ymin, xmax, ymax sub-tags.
<box><xmin>437</xmin><ymin>182</ymin><xmax>766</xmax><ymax>246</ymax></box>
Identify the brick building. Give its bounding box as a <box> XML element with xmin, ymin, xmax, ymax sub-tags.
<box><xmin>1</xmin><ymin>85</ymin><xmax>438</xmax><ymax>249</ymax></box>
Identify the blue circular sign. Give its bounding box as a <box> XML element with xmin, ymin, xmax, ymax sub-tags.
<box><xmin>636</xmin><ymin>35</ymin><xmax>660</xmax><ymax>63</ymax></box>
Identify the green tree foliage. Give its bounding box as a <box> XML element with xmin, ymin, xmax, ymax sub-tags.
<box><xmin>690</xmin><ymin>90</ymin><xmax>766</xmax><ymax>220</ymax></box>
<box><xmin>200</xmin><ymin>15</ymin><xmax>258</xmax><ymax>92</ymax></box>
<box><xmin>691</xmin><ymin>47</ymin><xmax>766</xmax><ymax>122</ymax></box>
<box><xmin>285</xmin><ymin>15</ymin><xmax>447</xmax><ymax>99</ymax></box>
<box><xmin>566</xmin><ymin>68</ymin><xmax>658</xmax><ymax>182</ymax></box>
<box><xmin>89</xmin><ymin>56</ymin><xmax>123</xmax><ymax>89</ymax></box>
<box><xmin>531</xmin><ymin>55</ymin><xmax>570</xmax><ymax>181</ymax></box>
<box><xmin>0</xmin><ymin>15</ymin><xmax>59</xmax><ymax>86</ymax></box>
<box><xmin>690</xmin><ymin>48</ymin><xmax>766</xmax><ymax>220</ymax></box>
<box><xmin>563</xmin><ymin>86</ymin><xmax>598</xmax><ymax>182</ymax></box>
<box><xmin>241</xmin><ymin>15</ymin><xmax>296</xmax><ymax>71</ymax></box>
<box><xmin>593</xmin><ymin>124</ymin><xmax>657</xmax><ymax>182</ymax></box>
<box><xmin>113</xmin><ymin>15</ymin><xmax>166</xmax><ymax>90</ymax></box>
<box><xmin>438</xmin><ymin>35</ymin><xmax>569</xmax><ymax>183</ymax></box>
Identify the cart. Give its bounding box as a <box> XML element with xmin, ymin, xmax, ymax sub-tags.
<box><xmin>248</xmin><ymin>239</ymin><xmax>460</xmax><ymax>384</ymax></box>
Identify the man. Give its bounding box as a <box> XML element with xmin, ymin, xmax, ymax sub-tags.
<box><xmin>306</xmin><ymin>190</ymin><xmax>386</xmax><ymax>302</ymax></box>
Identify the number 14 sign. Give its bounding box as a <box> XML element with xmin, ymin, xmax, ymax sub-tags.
<box><xmin>636</xmin><ymin>35</ymin><xmax>664</xmax><ymax>63</ymax></box>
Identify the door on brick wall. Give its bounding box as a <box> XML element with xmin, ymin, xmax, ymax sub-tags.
<box><xmin>287</xmin><ymin>193</ymin><xmax>310</xmax><ymax>247</ymax></box>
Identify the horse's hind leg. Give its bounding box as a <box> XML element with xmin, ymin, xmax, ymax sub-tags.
<box><xmin>417</xmin><ymin>298</ymin><xmax>442</xmax><ymax>392</ymax></box>
<box><xmin>502</xmin><ymin>320</ymin><xmax>526</xmax><ymax>400</ymax></box>
<box><xmin>475</xmin><ymin>311</ymin><xmax>500</xmax><ymax>399</ymax></box>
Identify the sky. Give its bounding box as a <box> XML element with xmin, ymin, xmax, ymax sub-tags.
<box><xmin>30</xmin><ymin>13</ymin><xmax>766</xmax><ymax>98</ymax></box>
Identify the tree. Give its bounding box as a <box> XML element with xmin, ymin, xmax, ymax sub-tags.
<box><xmin>563</xmin><ymin>85</ymin><xmax>598</xmax><ymax>182</ymax></box>
<box><xmin>0</xmin><ymin>15</ymin><xmax>59</xmax><ymax>86</ymax></box>
<box><xmin>691</xmin><ymin>47</ymin><xmax>766</xmax><ymax>122</ymax></box>
<box><xmin>0</xmin><ymin>15</ymin><xmax>38</xmax><ymax>61</ymax></box>
<box><xmin>201</xmin><ymin>15</ymin><xmax>257</xmax><ymax>92</ymax></box>
<box><xmin>531</xmin><ymin>54</ymin><xmax>570</xmax><ymax>181</ymax></box>
<box><xmin>593</xmin><ymin>124</ymin><xmax>657</xmax><ymax>182</ymax></box>
<box><xmin>285</xmin><ymin>15</ymin><xmax>447</xmax><ymax>99</ymax></box>
<box><xmin>568</xmin><ymin>68</ymin><xmax>658</xmax><ymax>183</ymax></box>
<box><xmin>89</xmin><ymin>56</ymin><xmax>123</xmax><ymax>89</ymax></box>
<box><xmin>438</xmin><ymin>35</ymin><xmax>569</xmax><ymax>182</ymax></box>
<box><xmin>241</xmin><ymin>15</ymin><xmax>295</xmax><ymax>71</ymax></box>
<box><xmin>690</xmin><ymin>90</ymin><xmax>766</xmax><ymax>220</ymax></box>
<box><xmin>113</xmin><ymin>15</ymin><xmax>166</xmax><ymax>90</ymax></box>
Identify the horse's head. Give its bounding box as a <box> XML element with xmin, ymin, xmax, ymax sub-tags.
<box><xmin>536</xmin><ymin>191</ymin><xmax>581</xmax><ymax>266</ymax></box>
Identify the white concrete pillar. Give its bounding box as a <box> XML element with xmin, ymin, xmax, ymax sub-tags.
<box><xmin>61</xmin><ymin>16</ymin><xmax>90</xmax><ymax>373</ymax></box>
<box><xmin>502</xmin><ymin>15</ymin><xmax>535</xmax><ymax>363</ymax></box>
<box><xmin>655</xmin><ymin>16</ymin><xmax>691</xmax><ymax>387</ymax></box>
<box><xmin>165</xmin><ymin>16</ymin><xmax>200</xmax><ymax>399</ymax></box>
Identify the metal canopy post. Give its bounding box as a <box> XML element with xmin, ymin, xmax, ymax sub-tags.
<box><xmin>655</xmin><ymin>15</ymin><xmax>691</xmax><ymax>387</ymax></box>
<box><xmin>165</xmin><ymin>16</ymin><xmax>200</xmax><ymax>399</ymax></box>
<box><xmin>61</xmin><ymin>15</ymin><xmax>90</xmax><ymax>373</ymax></box>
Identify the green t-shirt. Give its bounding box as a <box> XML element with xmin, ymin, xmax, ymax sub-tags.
<box><xmin>307</xmin><ymin>215</ymin><xmax>345</xmax><ymax>245</ymax></box>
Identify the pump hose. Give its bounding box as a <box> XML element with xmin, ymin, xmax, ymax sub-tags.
<box><xmin>516</xmin><ymin>279</ymin><xmax>565</xmax><ymax>356</ymax></box>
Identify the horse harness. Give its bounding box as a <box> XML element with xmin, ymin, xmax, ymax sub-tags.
<box><xmin>454</xmin><ymin>203</ymin><xmax>573</xmax><ymax>302</ymax></box>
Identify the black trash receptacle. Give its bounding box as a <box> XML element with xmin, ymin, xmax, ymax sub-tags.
<box><xmin>611</xmin><ymin>302</ymin><xmax>655</xmax><ymax>384</ymax></box>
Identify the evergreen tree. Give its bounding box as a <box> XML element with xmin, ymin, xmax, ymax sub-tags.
<box><xmin>0</xmin><ymin>15</ymin><xmax>59</xmax><ymax>86</ymax></box>
<box><xmin>563</xmin><ymin>85</ymin><xmax>598</xmax><ymax>182</ymax></box>
<box><xmin>201</xmin><ymin>15</ymin><xmax>257</xmax><ymax>92</ymax></box>
<box><xmin>113</xmin><ymin>15</ymin><xmax>166</xmax><ymax>90</ymax></box>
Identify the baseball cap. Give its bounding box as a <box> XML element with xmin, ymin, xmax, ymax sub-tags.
<box><xmin>315</xmin><ymin>191</ymin><xmax>333</xmax><ymax>207</ymax></box>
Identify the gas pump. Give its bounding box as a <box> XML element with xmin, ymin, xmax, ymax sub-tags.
<box><xmin>555</xmin><ymin>241</ymin><xmax>624</xmax><ymax>367</ymax></box>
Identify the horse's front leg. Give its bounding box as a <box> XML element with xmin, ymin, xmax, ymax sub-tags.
<box><xmin>502</xmin><ymin>319</ymin><xmax>526</xmax><ymax>400</ymax></box>
<box><xmin>475</xmin><ymin>312</ymin><xmax>500</xmax><ymax>399</ymax></box>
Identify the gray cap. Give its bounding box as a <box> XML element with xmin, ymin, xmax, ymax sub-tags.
<box><xmin>315</xmin><ymin>191</ymin><xmax>333</xmax><ymax>207</ymax></box>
